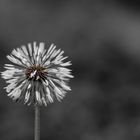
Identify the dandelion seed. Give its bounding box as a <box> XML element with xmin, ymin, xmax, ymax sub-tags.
<box><xmin>1</xmin><ymin>42</ymin><xmax>73</xmax><ymax>106</ymax></box>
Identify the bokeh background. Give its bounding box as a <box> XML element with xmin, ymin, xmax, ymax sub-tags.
<box><xmin>1</xmin><ymin>0</ymin><xmax>140</xmax><ymax>140</ymax></box>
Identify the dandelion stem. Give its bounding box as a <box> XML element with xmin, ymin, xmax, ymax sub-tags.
<box><xmin>34</xmin><ymin>105</ymin><xmax>40</xmax><ymax>140</ymax></box>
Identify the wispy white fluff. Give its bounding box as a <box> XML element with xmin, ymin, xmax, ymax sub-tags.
<box><xmin>1</xmin><ymin>42</ymin><xmax>73</xmax><ymax>106</ymax></box>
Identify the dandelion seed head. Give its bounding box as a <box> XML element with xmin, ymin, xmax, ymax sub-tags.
<box><xmin>1</xmin><ymin>42</ymin><xmax>73</xmax><ymax>106</ymax></box>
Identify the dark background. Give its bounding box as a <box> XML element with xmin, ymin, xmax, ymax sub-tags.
<box><xmin>1</xmin><ymin>0</ymin><xmax>140</xmax><ymax>140</ymax></box>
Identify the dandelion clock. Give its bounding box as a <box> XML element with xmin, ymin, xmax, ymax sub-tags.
<box><xmin>1</xmin><ymin>42</ymin><xmax>73</xmax><ymax>140</ymax></box>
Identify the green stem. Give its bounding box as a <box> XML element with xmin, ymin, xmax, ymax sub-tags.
<box><xmin>34</xmin><ymin>105</ymin><xmax>40</xmax><ymax>140</ymax></box>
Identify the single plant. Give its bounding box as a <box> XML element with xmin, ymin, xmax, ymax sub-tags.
<box><xmin>1</xmin><ymin>42</ymin><xmax>73</xmax><ymax>140</ymax></box>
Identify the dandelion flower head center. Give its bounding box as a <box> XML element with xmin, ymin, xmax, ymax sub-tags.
<box><xmin>26</xmin><ymin>65</ymin><xmax>47</xmax><ymax>80</ymax></box>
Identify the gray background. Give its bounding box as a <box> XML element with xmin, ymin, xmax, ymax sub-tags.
<box><xmin>1</xmin><ymin>0</ymin><xmax>140</xmax><ymax>140</ymax></box>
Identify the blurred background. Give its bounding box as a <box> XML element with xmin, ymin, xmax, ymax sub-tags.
<box><xmin>1</xmin><ymin>0</ymin><xmax>140</xmax><ymax>140</ymax></box>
